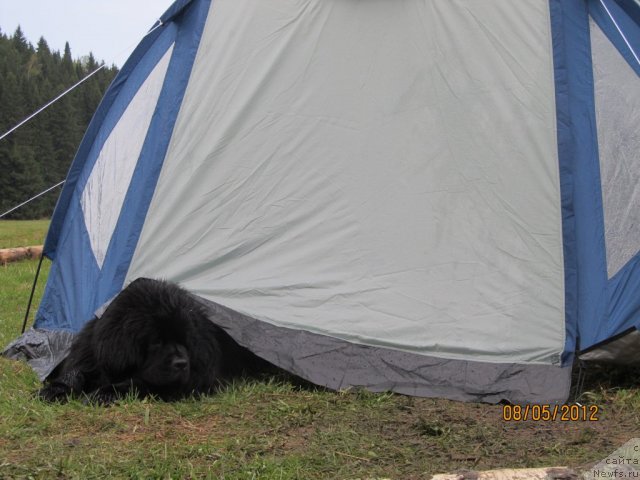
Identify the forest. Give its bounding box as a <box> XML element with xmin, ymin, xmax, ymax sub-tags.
<box><xmin>0</xmin><ymin>26</ymin><xmax>118</xmax><ymax>219</ymax></box>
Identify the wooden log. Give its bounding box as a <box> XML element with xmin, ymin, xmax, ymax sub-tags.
<box><xmin>27</xmin><ymin>245</ymin><xmax>43</xmax><ymax>258</ymax></box>
<box><xmin>431</xmin><ymin>467</ymin><xmax>578</xmax><ymax>480</ymax></box>
<box><xmin>0</xmin><ymin>245</ymin><xmax>43</xmax><ymax>265</ymax></box>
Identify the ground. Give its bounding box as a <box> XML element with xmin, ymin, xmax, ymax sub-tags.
<box><xmin>0</xmin><ymin>356</ymin><xmax>638</xmax><ymax>479</ymax></box>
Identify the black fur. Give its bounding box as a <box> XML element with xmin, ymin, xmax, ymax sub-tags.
<box><xmin>38</xmin><ymin>278</ymin><xmax>262</xmax><ymax>404</ymax></box>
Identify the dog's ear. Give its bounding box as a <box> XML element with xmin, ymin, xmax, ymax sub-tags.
<box><xmin>93</xmin><ymin>314</ymin><xmax>143</xmax><ymax>374</ymax></box>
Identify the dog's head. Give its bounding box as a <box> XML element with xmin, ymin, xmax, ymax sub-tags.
<box><xmin>139</xmin><ymin>339</ymin><xmax>191</xmax><ymax>387</ymax></box>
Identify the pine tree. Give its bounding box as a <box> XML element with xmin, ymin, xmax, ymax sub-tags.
<box><xmin>11</xmin><ymin>26</ymin><xmax>32</xmax><ymax>59</ymax></box>
<box><xmin>0</xmin><ymin>30</ymin><xmax>118</xmax><ymax>218</ymax></box>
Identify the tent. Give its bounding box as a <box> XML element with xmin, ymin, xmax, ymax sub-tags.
<box><xmin>5</xmin><ymin>0</ymin><xmax>640</xmax><ymax>404</ymax></box>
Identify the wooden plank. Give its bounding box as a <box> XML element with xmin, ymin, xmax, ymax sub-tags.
<box><xmin>431</xmin><ymin>467</ymin><xmax>578</xmax><ymax>480</ymax></box>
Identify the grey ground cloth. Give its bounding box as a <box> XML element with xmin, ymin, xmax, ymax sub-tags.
<box><xmin>3</xmin><ymin>328</ymin><xmax>74</xmax><ymax>380</ymax></box>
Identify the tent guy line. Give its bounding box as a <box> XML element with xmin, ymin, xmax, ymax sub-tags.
<box><xmin>0</xmin><ymin>181</ymin><xmax>66</xmax><ymax>220</ymax></box>
<box><xmin>0</xmin><ymin>66</ymin><xmax>106</xmax><ymax>143</ymax></box>
<box><xmin>0</xmin><ymin>19</ymin><xmax>168</xmax><ymax>220</ymax></box>
<box><xmin>0</xmin><ymin>20</ymin><xmax>166</xmax><ymax>144</ymax></box>
<box><xmin>600</xmin><ymin>0</ymin><xmax>640</xmax><ymax>66</ymax></box>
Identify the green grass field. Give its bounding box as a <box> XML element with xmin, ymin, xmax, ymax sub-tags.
<box><xmin>0</xmin><ymin>219</ymin><xmax>50</xmax><ymax>248</ymax></box>
<box><xmin>1</xmin><ymin>221</ymin><xmax>639</xmax><ymax>479</ymax></box>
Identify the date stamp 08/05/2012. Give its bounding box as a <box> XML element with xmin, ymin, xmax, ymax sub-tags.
<box><xmin>501</xmin><ymin>403</ymin><xmax>600</xmax><ymax>422</ymax></box>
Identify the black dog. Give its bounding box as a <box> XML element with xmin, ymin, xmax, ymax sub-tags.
<box><xmin>38</xmin><ymin>278</ymin><xmax>263</xmax><ymax>404</ymax></box>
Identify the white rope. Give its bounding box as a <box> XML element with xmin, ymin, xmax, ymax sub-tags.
<box><xmin>0</xmin><ymin>180</ymin><xmax>65</xmax><ymax>219</ymax></box>
<box><xmin>0</xmin><ymin>66</ymin><xmax>106</xmax><ymax>142</ymax></box>
<box><xmin>0</xmin><ymin>17</ymin><xmax>166</xmax><ymax>143</ymax></box>
<box><xmin>599</xmin><ymin>0</ymin><xmax>640</xmax><ymax>68</ymax></box>
<box><xmin>0</xmin><ymin>17</ymin><xmax>168</xmax><ymax>218</ymax></box>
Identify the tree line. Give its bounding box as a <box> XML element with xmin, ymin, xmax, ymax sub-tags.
<box><xmin>0</xmin><ymin>26</ymin><xmax>119</xmax><ymax>219</ymax></box>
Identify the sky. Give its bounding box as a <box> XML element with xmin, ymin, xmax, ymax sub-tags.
<box><xmin>0</xmin><ymin>0</ymin><xmax>175</xmax><ymax>67</ymax></box>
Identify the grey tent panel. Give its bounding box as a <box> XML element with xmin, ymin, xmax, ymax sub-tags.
<box><xmin>198</xmin><ymin>298</ymin><xmax>571</xmax><ymax>404</ymax></box>
<box><xmin>126</xmin><ymin>0</ymin><xmax>566</xmax><ymax>367</ymax></box>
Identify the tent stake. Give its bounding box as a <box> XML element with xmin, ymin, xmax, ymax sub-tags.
<box><xmin>21</xmin><ymin>252</ymin><xmax>45</xmax><ymax>334</ymax></box>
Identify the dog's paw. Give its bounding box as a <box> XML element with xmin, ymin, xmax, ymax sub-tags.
<box><xmin>37</xmin><ymin>383</ymin><xmax>72</xmax><ymax>403</ymax></box>
<box><xmin>85</xmin><ymin>387</ymin><xmax>119</xmax><ymax>406</ymax></box>
<box><xmin>84</xmin><ymin>385</ymin><xmax>125</xmax><ymax>406</ymax></box>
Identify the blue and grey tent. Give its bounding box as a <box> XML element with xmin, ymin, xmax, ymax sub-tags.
<box><xmin>5</xmin><ymin>0</ymin><xmax>640</xmax><ymax>404</ymax></box>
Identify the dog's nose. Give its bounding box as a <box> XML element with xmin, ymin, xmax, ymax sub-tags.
<box><xmin>172</xmin><ymin>358</ymin><xmax>188</xmax><ymax>371</ymax></box>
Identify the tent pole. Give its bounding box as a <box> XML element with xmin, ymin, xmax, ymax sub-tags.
<box><xmin>21</xmin><ymin>252</ymin><xmax>45</xmax><ymax>334</ymax></box>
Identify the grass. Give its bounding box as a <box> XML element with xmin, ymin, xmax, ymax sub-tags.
<box><xmin>0</xmin><ymin>219</ymin><xmax>50</xmax><ymax>248</ymax></box>
<box><xmin>1</xmin><ymin>221</ymin><xmax>639</xmax><ymax>479</ymax></box>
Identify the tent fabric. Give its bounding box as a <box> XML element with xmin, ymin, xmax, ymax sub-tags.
<box><xmin>590</xmin><ymin>0</ymin><xmax>640</xmax><ymax>77</ymax></box>
<box><xmin>127</xmin><ymin>0</ymin><xmax>565</xmax><ymax>365</ymax></box>
<box><xmin>548</xmin><ymin>0</ymin><xmax>592</xmax><ymax>365</ymax></box>
<box><xmin>2</xmin><ymin>303</ymin><xmax>572</xmax><ymax>404</ymax></box>
<box><xmin>592</xmin><ymin>16</ymin><xmax>640</xmax><ymax>280</ymax></box>
<box><xmin>6</xmin><ymin>0</ymin><xmax>640</xmax><ymax>403</ymax></box>
<box><xmin>577</xmin><ymin>0</ymin><xmax>640</xmax><ymax>350</ymax></box>
<box><xmin>197</xmin><ymin>297</ymin><xmax>572</xmax><ymax>404</ymax></box>
<box><xmin>580</xmin><ymin>329</ymin><xmax>640</xmax><ymax>364</ymax></box>
<box><xmin>81</xmin><ymin>45</ymin><xmax>175</xmax><ymax>268</ymax></box>
<box><xmin>36</xmin><ymin>0</ymin><xmax>211</xmax><ymax>332</ymax></box>
<box><xmin>590</xmin><ymin>12</ymin><xmax>640</xmax><ymax>351</ymax></box>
